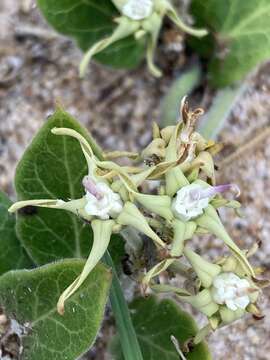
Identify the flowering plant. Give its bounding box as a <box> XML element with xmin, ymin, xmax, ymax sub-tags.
<box><xmin>0</xmin><ymin>98</ymin><xmax>267</xmax><ymax>359</ymax></box>
<box><xmin>37</xmin><ymin>0</ymin><xmax>207</xmax><ymax>77</ymax></box>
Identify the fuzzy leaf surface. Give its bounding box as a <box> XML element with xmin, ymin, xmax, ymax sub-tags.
<box><xmin>0</xmin><ymin>191</ymin><xmax>32</xmax><ymax>275</ymax></box>
<box><xmin>0</xmin><ymin>260</ymin><xmax>111</xmax><ymax>360</ymax></box>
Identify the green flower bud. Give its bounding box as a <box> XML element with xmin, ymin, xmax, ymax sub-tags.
<box><xmin>160</xmin><ymin>125</ymin><xmax>175</xmax><ymax>144</ymax></box>
<box><xmin>220</xmin><ymin>255</ymin><xmax>246</xmax><ymax>277</ymax></box>
<box><xmin>141</xmin><ymin>138</ymin><xmax>166</xmax><ymax>159</ymax></box>
<box><xmin>192</xmin><ymin>151</ymin><xmax>215</xmax><ymax>183</ymax></box>
<box><xmin>170</xmin><ymin>220</ymin><xmax>197</xmax><ymax>257</ymax></box>
<box><xmin>134</xmin><ymin>193</ymin><xmax>174</xmax><ymax>221</ymax></box>
<box><xmin>219</xmin><ymin>306</ymin><xmax>245</xmax><ymax>324</ymax></box>
<box><xmin>196</xmin><ymin>205</ymin><xmax>255</xmax><ymax>277</ymax></box>
<box><xmin>181</xmin><ymin>289</ymin><xmax>219</xmax><ymax>317</ymax></box>
<box><xmin>165</xmin><ymin>123</ymin><xmax>189</xmax><ymax>197</ymax></box>
<box><xmin>183</xmin><ymin>247</ymin><xmax>221</xmax><ymax>288</ymax></box>
<box><xmin>117</xmin><ymin>202</ymin><xmax>166</xmax><ymax>248</ymax></box>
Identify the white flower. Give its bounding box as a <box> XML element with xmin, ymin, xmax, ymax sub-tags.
<box><xmin>85</xmin><ymin>182</ymin><xmax>123</xmax><ymax>220</ymax></box>
<box><xmin>122</xmin><ymin>0</ymin><xmax>154</xmax><ymax>20</ymax></box>
<box><xmin>212</xmin><ymin>273</ymin><xmax>251</xmax><ymax>311</ymax></box>
<box><xmin>172</xmin><ymin>183</ymin><xmax>209</xmax><ymax>221</ymax></box>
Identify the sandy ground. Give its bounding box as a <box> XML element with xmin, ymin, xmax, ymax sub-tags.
<box><xmin>0</xmin><ymin>1</ymin><xmax>270</xmax><ymax>359</ymax></box>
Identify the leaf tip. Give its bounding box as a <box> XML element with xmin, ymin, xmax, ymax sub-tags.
<box><xmin>54</xmin><ymin>98</ymin><xmax>65</xmax><ymax>112</ymax></box>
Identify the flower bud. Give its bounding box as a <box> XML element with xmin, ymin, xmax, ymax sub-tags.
<box><xmin>134</xmin><ymin>193</ymin><xmax>174</xmax><ymax>221</ymax></box>
<box><xmin>196</xmin><ymin>205</ymin><xmax>254</xmax><ymax>276</ymax></box>
<box><xmin>117</xmin><ymin>202</ymin><xmax>166</xmax><ymax>248</ymax></box>
<box><xmin>219</xmin><ymin>306</ymin><xmax>245</xmax><ymax>324</ymax></box>
<box><xmin>165</xmin><ymin>124</ymin><xmax>189</xmax><ymax>196</ymax></box>
<box><xmin>141</xmin><ymin>138</ymin><xmax>166</xmax><ymax>159</ymax></box>
<box><xmin>160</xmin><ymin>126</ymin><xmax>175</xmax><ymax>144</ymax></box>
<box><xmin>181</xmin><ymin>289</ymin><xmax>219</xmax><ymax>317</ymax></box>
<box><xmin>192</xmin><ymin>151</ymin><xmax>215</xmax><ymax>183</ymax></box>
<box><xmin>170</xmin><ymin>220</ymin><xmax>197</xmax><ymax>257</ymax></box>
<box><xmin>183</xmin><ymin>247</ymin><xmax>221</xmax><ymax>288</ymax></box>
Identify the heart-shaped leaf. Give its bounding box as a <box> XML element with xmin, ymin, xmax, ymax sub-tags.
<box><xmin>111</xmin><ymin>295</ymin><xmax>212</xmax><ymax>360</ymax></box>
<box><xmin>15</xmin><ymin>108</ymin><xmax>124</xmax><ymax>266</ymax></box>
<box><xmin>0</xmin><ymin>259</ymin><xmax>111</xmax><ymax>360</ymax></box>
<box><xmin>190</xmin><ymin>0</ymin><xmax>270</xmax><ymax>86</ymax></box>
<box><xmin>37</xmin><ymin>0</ymin><xmax>145</xmax><ymax>69</ymax></box>
<box><xmin>0</xmin><ymin>191</ymin><xmax>33</xmax><ymax>275</ymax></box>
<box><xmin>15</xmin><ymin>109</ymin><xmax>93</xmax><ymax>264</ymax></box>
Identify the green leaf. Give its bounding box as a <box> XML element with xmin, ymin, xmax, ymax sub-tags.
<box><xmin>0</xmin><ymin>259</ymin><xmax>111</xmax><ymax>360</ymax></box>
<box><xmin>13</xmin><ymin>108</ymin><xmax>137</xmax><ymax>359</ymax></box>
<box><xmin>37</xmin><ymin>0</ymin><xmax>145</xmax><ymax>69</ymax></box>
<box><xmin>111</xmin><ymin>296</ymin><xmax>212</xmax><ymax>360</ymax></box>
<box><xmin>15</xmin><ymin>109</ymin><xmax>93</xmax><ymax>264</ymax></box>
<box><xmin>191</xmin><ymin>0</ymin><xmax>270</xmax><ymax>87</ymax></box>
<box><xmin>15</xmin><ymin>108</ymin><xmax>124</xmax><ymax>265</ymax></box>
<box><xmin>0</xmin><ymin>191</ymin><xmax>33</xmax><ymax>275</ymax></box>
<box><xmin>160</xmin><ymin>64</ymin><xmax>201</xmax><ymax>126</ymax></box>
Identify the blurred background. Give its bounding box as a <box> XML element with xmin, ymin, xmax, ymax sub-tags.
<box><xmin>0</xmin><ymin>1</ymin><xmax>270</xmax><ymax>359</ymax></box>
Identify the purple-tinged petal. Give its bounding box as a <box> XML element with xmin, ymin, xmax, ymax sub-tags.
<box><xmin>200</xmin><ymin>184</ymin><xmax>240</xmax><ymax>199</ymax></box>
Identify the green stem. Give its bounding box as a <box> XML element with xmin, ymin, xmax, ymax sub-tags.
<box><xmin>104</xmin><ymin>251</ymin><xmax>144</xmax><ymax>360</ymax></box>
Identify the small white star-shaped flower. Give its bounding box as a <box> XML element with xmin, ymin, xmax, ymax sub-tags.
<box><xmin>212</xmin><ymin>272</ymin><xmax>251</xmax><ymax>311</ymax></box>
<box><xmin>172</xmin><ymin>183</ymin><xmax>209</xmax><ymax>221</ymax></box>
<box><xmin>84</xmin><ymin>182</ymin><xmax>123</xmax><ymax>220</ymax></box>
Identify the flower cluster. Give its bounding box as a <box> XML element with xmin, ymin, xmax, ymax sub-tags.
<box><xmin>9</xmin><ymin>98</ymin><xmax>267</xmax><ymax>342</ymax></box>
<box><xmin>80</xmin><ymin>0</ymin><xmax>207</xmax><ymax>77</ymax></box>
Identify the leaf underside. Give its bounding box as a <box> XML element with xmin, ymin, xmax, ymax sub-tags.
<box><xmin>191</xmin><ymin>0</ymin><xmax>270</xmax><ymax>86</ymax></box>
<box><xmin>0</xmin><ymin>191</ymin><xmax>33</xmax><ymax>275</ymax></box>
<box><xmin>0</xmin><ymin>260</ymin><xmax>111</xmax><ymax>360</ymax></box>
<box><xmin>37</xmin><ymin>0</ymin><xmax>146</xmax><ymax>69</ymax></box>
